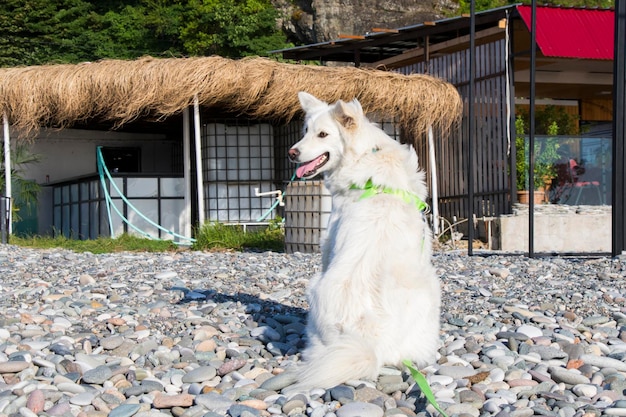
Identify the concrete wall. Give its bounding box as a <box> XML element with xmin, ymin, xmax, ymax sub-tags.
<box><xmin>493</xmin><ymin>211</ymin><xmax>611</xmax><ymax>253</ymax></box>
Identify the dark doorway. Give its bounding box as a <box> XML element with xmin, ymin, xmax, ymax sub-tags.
<box><xmin>100</xmin><ymin>147</ymin><xmax>141</xmax><ymax>173</ymax></box>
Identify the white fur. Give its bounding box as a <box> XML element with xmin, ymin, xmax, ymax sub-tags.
<box><xmin>284</xmin><ymin>92</ymin><xmax>441</xmax><ymax>393</ymax></box>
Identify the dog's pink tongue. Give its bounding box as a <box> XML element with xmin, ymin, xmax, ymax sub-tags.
<box><xmin>296</xmin><ymin>157</ymin><xmax>322</xmax><ymax>178</ymax></box>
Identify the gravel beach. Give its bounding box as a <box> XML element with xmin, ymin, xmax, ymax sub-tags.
<box><xmin>0</xmin><ymin>244</ymin><xmax>625</xmax><ymax>417</ymax></box>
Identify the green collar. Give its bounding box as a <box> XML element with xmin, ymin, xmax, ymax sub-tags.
<box><xmin>350</xmin><ymin>179</ymin><xmax>429</xmax><ymax>212</ymax></box>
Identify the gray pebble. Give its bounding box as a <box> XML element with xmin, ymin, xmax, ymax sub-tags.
<box><xmin>336</xmin><ymin>402</ymin><xmax>384</xmax><ymax>417</ymax></box>
<box><xmin>580</xmin><ymin>354</ymin><xmax>626</xmax><ymax>372</ymax></box>
<box><xmin>1</xmin><ymin>245</ymin><xmax>625</xmax><ymax>417</ymax></box>
<box><xmin>330</xmin><ymin>385</ymin><xmax>356</xmax><ymax>403</ymax></box>
<box><xmin>195</xmin><ymin>392</ymin><xmax>235</xmax><ymax>412</ymax></box>
<box><xmin>109</xmin><ymin>404</ymin><xmax>142</xmax><ymax>417</ymax></box>
<box><xmin>181</xmin><ymin>365</ymin><xmax>217</xmax><ymax>383</ymax></box>
<box><xmin>82</xmin><ymin>365</ymin><xmax>112</xmax><ymax>384</ymax></box>
<box><xmin>548</xmin><ymin>367</ymin><xmax>590</xmax><ymax>385</ymax></box>
<box><xmin>260</xmin><ymin>372</ymin><xmax>299</xmax><ymax>391</ymax></box>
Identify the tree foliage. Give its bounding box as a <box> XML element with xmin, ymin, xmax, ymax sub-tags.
<box><xmin>181</xmin><ymin>0</ymin><xmax>289</xmax><ymax>57</ymax></box>
<box><xmin>0</xmin><ymin>0</ymin><xmax>289</xmax><ymax>67</ymax></box>
<box><xmin>0</xmin><ymin>0</ymin><xmax>615</xmax><ymax>67</ymax></box>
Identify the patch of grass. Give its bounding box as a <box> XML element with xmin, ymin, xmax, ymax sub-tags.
<box><xmin>192</xmin><ymin>220</ymin><xmax>284</xmax><ymax>252</ymax></box>
<box><xmin>10</xmin><ymin>233</ymin><xmax>177</xmax><ymax>254</ymax></box>
<box><xmin>10</xmin><ymin>220</ymin><xmax>285</xmax><ymax>253</ymax></box>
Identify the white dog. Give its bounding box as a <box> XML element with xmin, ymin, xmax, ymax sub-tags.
<box><xmin>284</xmin><ymin>92</ymin><xmax>441</xmax><ymax>392</ymax></box>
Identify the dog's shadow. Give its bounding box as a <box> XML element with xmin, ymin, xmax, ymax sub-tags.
<box><xmin>172</xmin><ymin>286</ymin><xmax>308</xmax><ymax>355</ymax></box>
<box><xmin>172</xmin><ymin>286</ymin><xmax>434</xmax><ymax>414</ymax></box>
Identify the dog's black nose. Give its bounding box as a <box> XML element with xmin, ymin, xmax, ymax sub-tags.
<box><xmin>288</xmin><ymin>148</ymin><xmax>300</xmax><ymax>160</ymax></box>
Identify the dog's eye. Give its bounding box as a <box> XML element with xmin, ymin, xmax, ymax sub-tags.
<box><xmin>318</xmin><ymin>131</ymin><xmax>328</xmax><ymax>138</ymax></box>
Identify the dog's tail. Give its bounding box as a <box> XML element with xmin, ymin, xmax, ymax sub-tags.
<box><xmin>283</xmin><ymin>335</ymin><xmax>379</xmax><ymax>394</ymax></box>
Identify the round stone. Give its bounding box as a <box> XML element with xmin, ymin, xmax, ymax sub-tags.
<box><xmin>181</xmin><ymin>365</ymin><xmax>217</xmax><ymax>383</ymax></box>
<box><xmin>517</xmin><ymin>325</ymin><xmax>543</xmax><ymax>339</ymax></box>
<box><xmin>82</xmin><ymin>365</ymin><xmax>113</xmax><ymax>384</ymax></box>
<box><xmin>572</xmin><ymin>384</ymin><xmax>598</xmax><ymax>398</ymax></box>
<box><xmin>336</xmin><ymin>401</ymin><xmax>384</xmax><ymax>417</ymax></box>
<box><xmin>108</xmin><ymin>404</ymin><xmax>142</xmax><ymax>417</ymax></box>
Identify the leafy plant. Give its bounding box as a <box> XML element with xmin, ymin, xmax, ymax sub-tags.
<box><xmin>516</xmin><ymin>119</ymin><xmax>561</xmax><ymax>191</ymax></box>
<box><xmin>0</xmin><ymin>142</ymin><xmax>42</xmax><ymax>222</ymax></box>
<box><xmin>192</xmin><ymin>220</ymin><xmax>284</xmax><ymax>252</ymax></box>
<box><xmin>515</xmin><ymin>106</ymin><xmax>579</xmax><ymax>192</ymax></box>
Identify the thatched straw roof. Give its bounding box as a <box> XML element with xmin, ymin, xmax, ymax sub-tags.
<box><xmin>0</xmin><ymin>56</ymin><xmax>462</xmax><ymax>139</ymax></box>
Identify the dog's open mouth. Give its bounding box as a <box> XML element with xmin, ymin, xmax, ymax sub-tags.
<box><xmin>296</xmin><ymin>152</ymin><xmax>329</xmax><ymax>178</ymax></box>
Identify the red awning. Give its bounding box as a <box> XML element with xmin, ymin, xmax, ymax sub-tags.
<box><xmin>517</xmin><ymin>5</ymin><xmax>614</xmax><ymax>60</ymax></box>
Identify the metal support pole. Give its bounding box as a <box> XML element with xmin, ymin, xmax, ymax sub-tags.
<box><xmin>428</xmin><ymin>125</ymin><xmax>439</xmax><ymax>235</ymax></box>
<box><xmin>193</xmin><ymin>95</ymin><xmax>206</xmax><ymax>226</ymax></box>
<box><xmin>467</xmin><ymin>0</ymin><xmax>476</xmax><ymax>255</ymax></box>
<box><xmin>528</xmin><ymin>0</ymin><xmax>537</xmax><ymax>257</ymax></box>
<box><xmin>613</xmin><ymin>1</ymin><xmax>626</xmax><ymax>256</ymax></box>
<box><xmin>182</xmin><ymin>107</ymin><xmax>193</xmax><ymax>238</ymax></box>
<box><xmin>2</xmin><ymin>113</ymin><xmax>11</xmax><ymax>235</ymax></box>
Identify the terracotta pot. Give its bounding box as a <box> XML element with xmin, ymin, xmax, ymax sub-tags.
<box><xmin>517</xmin><ymin>190</ymin><xmax>545</xmax><ymax>205</ymax></box>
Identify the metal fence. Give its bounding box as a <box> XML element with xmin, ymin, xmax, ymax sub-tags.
<box><xmin>400</xmin><ymin>38</ymin><xmax>512</xmax><ymax>221</ymax></box>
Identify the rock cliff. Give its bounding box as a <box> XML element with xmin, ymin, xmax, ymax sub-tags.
<box><xmin>273</xmin><ymin>0</ymin><xmax>459</xmax><ymax>45</ymax></box>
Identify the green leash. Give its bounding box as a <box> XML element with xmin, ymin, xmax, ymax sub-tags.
<box><xmin>350</xmin><ymin>179</ymin><xmax>429</xmax><ymax>212</ymax></box>
<box><xmin>404</xmin><ymin>360</ymin><xmax>449</xmax><ymax>417</ymax></box>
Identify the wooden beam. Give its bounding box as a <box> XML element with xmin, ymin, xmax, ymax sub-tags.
<box><xmin>514</xmin><ymin>70</ymin><xmax>613</xmax><ymax>85</ymax></box>
<box><xmin>371</xmin><ymin>28</ymin><xmax>399</xmax><ymax>33</ymax></box>
<box><xmin>338</xmin><ymin>34</ymin><xmax>366</xmax><ymax>40</ymax></box>
<box><xmin>366</xmin><ymin>25</ymin><xmax>505</xmax><ymax>69</ymax></box>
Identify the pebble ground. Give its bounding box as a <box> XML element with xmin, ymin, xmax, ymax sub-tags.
<box><xmin>0</xmin><ymin>244</ymin><xmax>626</xmax><ymax>417</ymax></box>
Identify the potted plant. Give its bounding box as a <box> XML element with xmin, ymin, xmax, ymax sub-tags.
<box><xmin>515</xmin><ymin>116</ymin><xmax>561</xmax><ymax>204</ymax></box>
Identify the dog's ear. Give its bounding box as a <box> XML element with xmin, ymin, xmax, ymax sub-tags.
<box><xmin>298</xmin><ymin>92</ymin><xmax>328</xmax><ymax>113</ymax></box>
<box><xmin>332</xmin><ymin>99</ymin><xmax>362</xmax><ymax>130</ymax></box>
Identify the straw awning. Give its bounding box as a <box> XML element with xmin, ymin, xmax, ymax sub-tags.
<box><xmin>0</xmin><ymin>55</ymin><xmax>462</xmax><ymax>140</ymax></box>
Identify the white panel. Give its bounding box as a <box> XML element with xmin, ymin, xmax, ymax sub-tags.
<box><xmin>249</xmin><ymin>135</ymin><xmax>261</xmax><ymax>147</ymax></box>
<box><xmin>111</xmin><ymin>200</ymin><xmax>125</xmax><ymax>237</ymax></box>
<box><xmin>127</xmin><ymin>178</ymin><xmax>158</xmax><ymax>198</ymax></box>
<box><xmin>126</xmin><ymin>199</ymin><xmax>158</xmax><ymax>238</ymax></box>
<box><xmin>71</xmin><ymin>205</ymin><xmax>80</xmax><ymax>236</ymax></box>
<box><xmin>216</xmin><ymin>134</ymin><xmax>226</xmax><ymax>147</ymax></box>
<box><xmin>110</xmin><ymin>178</ymin><xmax>124</xmax><ymax>198</ymax></box>
<box><xmin>90</xmin><ymin>202</ymin><xmax>99</xmax><ymax>238</ymax></box>
<box><xmin>238</xmin><ymin>135</ymin><xmax>250</xmax><ymax>147</ymax></box>
<box><xmin>160</xmin><ymin>199</ymin><xmax>185</xmax><ymax>240</ymax></box>
<box><xmin>161</xmin><ymin>178</ymin><xmax>184</xmax><ymax>197</ymax></box>
<box><xmin>80</xmin><ymin>203</ymin><xmax>89</xmax><ymax>238</ymax></box>
<box><xmin>90</xmin><ymin>180</ymin><xmax>100</xmax><ymax>199</ymax></box>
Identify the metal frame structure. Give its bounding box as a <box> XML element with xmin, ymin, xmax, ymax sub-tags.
<box><xmin>275</xmin><ymin>2</ymin><xmax>622</xmax><ymax>257</ymax></box>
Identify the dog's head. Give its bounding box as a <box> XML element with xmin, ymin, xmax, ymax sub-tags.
<box><xmin>288</xmin><ymin>92</ymin><xmax>364</xmax><ymax>179</ymax></box>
